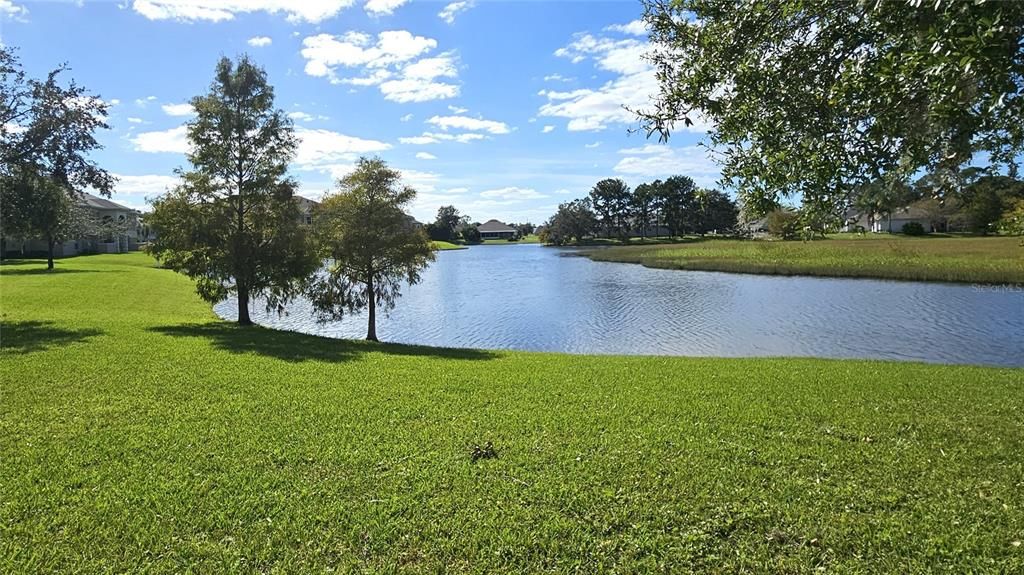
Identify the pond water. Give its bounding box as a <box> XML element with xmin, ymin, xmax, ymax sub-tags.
<box><xmin>215</xmin><ymin>244</ymin><xmax>1024</xmax><ymax>367</ymax></box>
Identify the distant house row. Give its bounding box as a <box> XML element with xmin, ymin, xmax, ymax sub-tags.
<box><xmin>744</xmin><ymin>204</ymin><xmax>943</xmax><ymax>236</ymax></box>
<box><xmin>3</xmin><ymin>194</ymin><xmax>322</xmax><ymax>259</ymax></box>
<box><xmin>2</xmin><ymin>193</ymin><xmax>145</xmax><ymax>258</ymax></box>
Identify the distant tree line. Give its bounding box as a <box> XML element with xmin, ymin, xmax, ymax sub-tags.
<box><xmin>539</xmin><ymin>176</ymin><xmax>738</xmax><ymax>245</ymax></box>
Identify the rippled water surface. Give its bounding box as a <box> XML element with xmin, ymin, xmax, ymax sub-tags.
<box><xmin>215</xmin><ymin>244</ymin><xmax>1024</xmax><ymax>366</ymax></box>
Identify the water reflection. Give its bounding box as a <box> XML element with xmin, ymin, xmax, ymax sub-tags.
<box><xmin>215</xmin><ymin>244</ymin><xmax>1024</xmax><ymax>366</ymax></box>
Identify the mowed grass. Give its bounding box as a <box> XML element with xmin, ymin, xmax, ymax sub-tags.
<box><xmin>585</xmin><ymin>235</ymin><xmax>1024</xmax><ymax>284</ymax></box>
<box><xmin>430</xmin><ymin>240</ymin><xmax>467</xmax><ymax>251</ymax></box>
<box><xmin>1</xmin><ymin>253</ymin><xmax>1023</xmax><ymax>573</ymax></box>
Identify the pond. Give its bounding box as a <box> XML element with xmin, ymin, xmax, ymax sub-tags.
<box><xmin>215</xmin><ymin>244</ymin><xmax>1024</xmax><ymax>367</ymax></box>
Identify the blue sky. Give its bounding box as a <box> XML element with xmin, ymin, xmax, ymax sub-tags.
<box><xmin>1</xmin><ymin>0</ymin><xmax>716</xmax><ymax>224</ymax></box>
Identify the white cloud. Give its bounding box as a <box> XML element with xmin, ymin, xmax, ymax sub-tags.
<box><xmin>438</xmin><ymin>1</ymin><xmax>471</xmax><ymax>25</ymax></box>
<box><xmin>161</xmin><ymin>103</ymin><xmax>194</xmax><ymax>117</ymax></box>
<box><xmin>301</xmin><ymin>32</ymin><xmax>459</xmax><ymax>103</ymax></box>
<box><xmin>112</xmin><ymin>173</ymin><xmax>181</xmax><ymax>197</ymax></box>
<box><xmin>134</xmin><ymin>95</ymin><xmax>158</xmax><ymax>107</ymax></box>
<box><xmin>109</xmin><ymin>99</ymin><xmax>121</xmax><ymax>106</ymax></box>
<box><xmin>399</xmin><ymin>135</ymin><xmax>439</xmax><ymax>145</ymax></box>
<box><xmin>605</xmin><ymin>20</ymin><xmax>648</xmax><ymax>36</ymax></box>
<box><xmin>399</xmin><ymin>132</ymin><xmax>484</xmax><ymax>145</ymax></box>
<box><xmin>294</xmin><ymin>127</ymin><xmax>391</xmax><ymax>171</ymax></box>
<box><xmin>131</xmin><ymin>0</ymin><xmax>355</xmax><ymax>23</ymax></box>
<box><xmin>415</xmin><ymin>152</ymin><xmax>437</xmax><ymax>160</ymax></box>
<box><xmin>288</xmin><ymin>111</ymin><xmax>327</xmax><ymax>122</ymax></box>
<box><xmin>400</xmin><ymin>113</ymin><xmax>413</xmax><ymax>122</ymax></box>
<box><xmin>131</xmin><ymin>126</ymin><xmax>189</xmax><ymax>153</ymax></box>
<box><xmin>479</xmin><ymin>187</ymin><xmax>547</xmax><ymax>201</ymax></box>
<box><xmin>364</xmin><ymin>0</ymin><xmax>408</xmax><ymax>16</ymax></box>
<box><xmin>247</xmin><ymin>36</ymin><xmax>272</xmax><ymax>47</ymax></box>
<box><xmin>541</xmin><ymin>125</ymin><xmax>555</xmax><ymax>133</ymax></box>
<box><xmin>555</xmin><ymin>33</ymin><xmax>649</xmax><ymax>75</ymax></box>
<box><xmin>426</xmin><ymin>115</ymin><xmax>510</xmax><ymax>135</ymax></box>
<box><xmin>0</xmin><ymin>1</ymin><xmax>28</xmax><ymax>22</ymax></box>
<box><xmin>540</xmin><ymin>30</ymin><xmax>713</xmax><ymax>134</ymax></box>
<box><xmin>613</xmin><ymin>144</ymin><xmax>720</xmax><ymax>186</ymax></box>
<box><xmin>543</xmin><ymin>73</ymin><xmax>574</xmax><ymax>82</ymax></box>
<box><xmin>302</xmin><ymin>30</ymin><xmax>436</xmax><ymax>76</ymax></box>
<box><xmin>447</xmin><ymin>104</ymin><xmax>468</xmax><ymax>114</ymax></box>
<box><xmin>380</xmin><ymin>79</ymin><xmax>459</xmax><ymax>103</ymax></box>
<box><xmin>585</xmin><ymin>141</ymin><xmax>601</xmax><ymax>148</ymax></box>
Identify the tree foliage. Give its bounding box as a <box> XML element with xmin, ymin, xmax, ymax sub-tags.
<box><xmin>305</xmin><ymin>157</ymin><xmax>435</xmax><ymax>342</ymax></box>
<box><xmin>539</xmin><ymin>198</ymin><xmax>599</xmax><ymax>245</ymax></box>
<box><xmin>641</xmin><ymin>0</ymin><xmax>1024</xmax><ymax>215</ymax></box>
<box><xmin>146</xmin><ymin>56</ymin><xmax>317</xmax><ymax>325</ymax></box>
<box><xmin>589</xmin><ymin>178</ymin><xmax>632</xmax><ymax>239</ymax></box>
<box><xmin>0</xmin><ymin>46</ymin><xmax>113</xmax><ymax>194</ymax></box>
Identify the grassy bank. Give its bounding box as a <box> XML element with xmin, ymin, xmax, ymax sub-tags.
<box><xmin>1</xmin><ymin>253</ymin><xmax>1022</xmax><ymax>573</ymax></box>
<box><xmin>584</xmin><ymin>235</ymin><xmax>1024</xmax><ymax>284</ymax></box>
<box><xmin>430</xmin><ymin>240</ymin><xmax>467</xmax><ymax>251</ymax></box>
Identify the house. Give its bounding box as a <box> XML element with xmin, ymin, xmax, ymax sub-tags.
<box><xmin>840</xmin><ymin>209</ymin><xmax>871</xmax><ymax>233</ymax></box>
<box><xmin>295</xmin><ymin>196</ymin><xmax>318</xmax><ymax>225</ymax></box>
<box><xmin>2</xmin><ymin>192</ymin><xmax>142</xmax><ymax>258</ymax></box>
<box><xmin>873</xmin><ymin>205</ymin><xmax>937</xmax><ymax>233</ymax></box>
<box><xmin>477</xmin><ymin>219</ymin><xmax>518</xmax><ymax>240</ymax></box>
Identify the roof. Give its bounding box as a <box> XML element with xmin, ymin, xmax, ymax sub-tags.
<box><xmin>888</xmin><ymin>205</ymin><xmax>932</xmax><ymax>220</ymax></box>
<box><xmin>477</xmin><ymin>219</ymin><xmax>516</xmax><ymax>233</ymax></box>
<box><xmin>79</xmin><ymin>192</ymin><xmax>133</xmax><ymax>211</ymax></box>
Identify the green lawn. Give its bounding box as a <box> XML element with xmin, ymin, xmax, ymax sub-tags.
<box><xmin>1</xmin><ymin>253</ymin><xmax>1022</xmax><ymax>573</ymax></box>
<box><xmin>430</xmin><ymin>240</ymin><xmax>467</xmax><ymax>251</ymax></box>
<box><xmin>584</xmin><ymin>235</ymin><xmax>1024</xmax><ymax>284</ymax></box>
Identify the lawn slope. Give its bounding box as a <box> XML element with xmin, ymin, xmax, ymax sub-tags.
<box><xmin>584</xmin><ymin>236</ymin><xmax>1024</xmax><ymax>284</ymax></box>
<box><xmin>1</xmin><ymin>253</ymin><xmax>1022</xmax><ymax>573</ymax></box>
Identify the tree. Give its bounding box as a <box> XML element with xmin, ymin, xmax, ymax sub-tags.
<box><xmin>461</xmin><ymin>224</ymin><xmax>481</xmax><ymax>243</ymax></box>
<box><xmin>852</xmin><ymin>178</ymin><xmax>915</xmax><ymax>232</ymax></box>
<box><xmin>305</xmin><ymin>157</ymin><xmax>435</xmax><ymax>342</ymax></box>
<box><xmin>1</xmin><ymin>47</ymin><xmax>113</xmax><ymax>193</ymax></box>
<box><xmin>655</xmin><ymin>176</ymin><xmax>697</xmax><ymax>237</ymax></box>
<box><xmin>641</xmin><ymin>1</ymin><xmax>1024</xmax><ymax>216</ymax></box>
<box><xmin>1</xmin><ymin>47</ymin><xmax>114</xmax><ymax>268</ymax></box>
<box><xmin>955</xmin><ymin>174</ymin><xmax>1024</xmax><ymax>233</ymax></box>
<box><xmin>539</xmin><ymin>198</ymin><xmax>599</xmax><ymax>245</ymax></box>
<box><xmin>432</xmin><ymin>205</ymin><xmax>462</xmax><ymax>241</ymax></box>
<box><xmin>514</xmin><ymin>222</ymin><xmax>535</xmax><ymax>237</ymax></box>
<box><xmin>589</xmin><ymin>178</ymin><xmax>632</xmax><ymax>239</ymax></box>
<box><xmin>1</xmin><ymin>167</ymin><xmax>87</xmax><ymax>267</ymax></box>
<box><xmin>694</xmin><ymin>188</ymin><xmax>738</xmax><ymax>235</ymax></box>
<box><xmin>147</xmin><ymin>56</ymin><xmax>317</xmax><ymax>326</ymax></box>
<box><xmin>632</xmin><ymin>183</ymin><xmax>656</xmax><ymax>239</ymax></box>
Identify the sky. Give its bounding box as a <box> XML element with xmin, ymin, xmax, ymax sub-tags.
<box><xmin>0</xmin><ymin>0</ymin><xmax>717</xmax><ymax>224</ymax></box>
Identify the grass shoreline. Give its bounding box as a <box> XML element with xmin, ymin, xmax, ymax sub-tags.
<box><xmin>2</xmin><ymin>253</ymin><xmax>1022</xmax><ymax>573</ymax></box>
<box><xmin>578</xmin><ymin>236</ymin><xmax>1024</xmax><ymax>285</ymax></box>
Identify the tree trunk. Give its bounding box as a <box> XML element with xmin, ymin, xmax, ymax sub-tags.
<box><xmin>47</xmin><ymin>235</ymin><xmax>55</xmax><ymax>270</ymax></box>
<box><xmin>366</xmin><ymin>273</ymin><xmax>378</xmax><ymax>342</ymax></box>
<box><xmin>237</xmin><ymin>284</ymin><xmax>252</xmax><ymax>326</ymax></box>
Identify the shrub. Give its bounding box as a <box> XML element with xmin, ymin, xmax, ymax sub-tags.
<box><xmin>902</xmin><ymin>221</ymin><xmax>926</xmax><ymax>235</ymax></box>
<box><xmin>461</xmin><ymin>225</ymin><xmax>481</xmax><ymax>243</ymax></box>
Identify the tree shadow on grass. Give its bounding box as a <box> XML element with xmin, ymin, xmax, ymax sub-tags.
<box><xmin>148</xmin><ymin>323</ymin><xmax>498</xmax><ymax>364</ymax></box>
<box><xmin>0</xmin><ymin>267</ymin><xmax>113</xmax><ymax>276</ymax></box>
<box><xmin>0</xmin><ymin>320</ymin><xmax>104</xmax><ymax>354</ymax></box>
